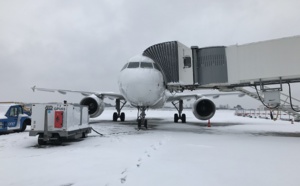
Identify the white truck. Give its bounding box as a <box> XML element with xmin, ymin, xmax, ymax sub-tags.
<box><xmin>29</xmin><ymin>103</ymin><xmax>91</xmax><ymax>145</ymax></box>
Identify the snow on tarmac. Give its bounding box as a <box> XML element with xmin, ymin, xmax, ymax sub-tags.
<box><xmin>1</xmin><ymin>108</ymin><xmax>300</xmax><ymax>186</ymax></box>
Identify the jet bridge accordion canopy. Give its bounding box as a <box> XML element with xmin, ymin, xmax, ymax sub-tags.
<box><xmin>143</xmin><ymin>36</ymin><xmax>300</xmax><ymax>89</ymax></box>
<box><xmin>143</xmin><ymin>41</ymin><xmax>180</xmax><ymax>83</ymax></box>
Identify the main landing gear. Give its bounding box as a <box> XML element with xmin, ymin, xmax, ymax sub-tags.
<box><xmin>172</xmin><ymin>100</ymin><xmax>186</xmax><ymax>123</ymax></box>
<box><xmin>113</xmin><ymin>99</ymin><xmax>127</xmax><ymax>122</ymax></box>
<box><xmin>137</xmin><ymin>106</ymin><xmax>148</xmax><ymax>129</ymax></box>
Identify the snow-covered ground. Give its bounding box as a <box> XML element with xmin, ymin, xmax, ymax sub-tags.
<box><xmin>1</xmin><ymin>108</ymin><xmax>300</xmax><ymax>186</ymax></box>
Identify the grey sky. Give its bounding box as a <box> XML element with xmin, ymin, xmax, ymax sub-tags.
<box><xmin>1</xmin><ymin>0</ymin><xmax>300</xmax><ymax>108</ymax></box>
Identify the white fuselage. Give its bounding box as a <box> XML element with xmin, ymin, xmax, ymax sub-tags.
<box><xmin>118</xmin><ymin>55</ymin><xmax>166</xmax><ymax>108</ymax></box>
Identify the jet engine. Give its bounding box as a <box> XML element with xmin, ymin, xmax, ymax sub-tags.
<box><xmin>192</xmin><ymin>98</ymin><xmax>216</xmax><ymax>120</ymax></box>
<box><xmin>80</xmin><ymin>95</ymin><xmax>105</xmax><ymax>118</ymax></box>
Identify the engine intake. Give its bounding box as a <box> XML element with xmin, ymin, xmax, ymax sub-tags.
<box><xmin>192</xmin><ymin>98</ymin><xmax>216</xmax><ymax>120</ymax></box>
<box><xmin>80</xmin><ymin>95</ymin><xmax>105</xmax><ymax>118</ymax></box>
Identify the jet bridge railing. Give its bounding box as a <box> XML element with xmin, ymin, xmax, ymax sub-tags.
<box><xmin>234</xmin><ymin>86</ymin><xmax>300</xmax><ymax>121</ymax></box>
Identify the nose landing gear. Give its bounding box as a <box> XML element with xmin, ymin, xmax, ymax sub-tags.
<box><xmin>137</xmin><ymin>106</ymin><xmax>148</xmax><ymax>130</ymax></box>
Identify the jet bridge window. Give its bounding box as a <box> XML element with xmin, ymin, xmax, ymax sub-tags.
<box><xmin>183</xmin><ymin>56</ymin><xmax>191</xmax><ymax>68</ymax></box>
<box><xmin>140</xmin><ymin>62</ymin><xmax>153</xmax><ymax>68</ymax></box>
<box><xmin>127</xmin><ymin>62</ymin><xmax>140</xmax><ymax>68</ymax></box>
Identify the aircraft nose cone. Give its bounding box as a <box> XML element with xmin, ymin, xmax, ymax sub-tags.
<box><xmin>118</xmin><ymin>69</ymin><xmax>164</xmax><ymax>106</ymax></box>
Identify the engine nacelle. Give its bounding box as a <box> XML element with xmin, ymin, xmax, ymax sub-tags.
<box><xmin>80</xmin><ymin>95</ymin><xmax>105</xmax><ymax>118</ymax></box>
<box><xmin>192</xmin><ymin>98</ymin><xmax>216</xmax><ymax>120</ymax></box>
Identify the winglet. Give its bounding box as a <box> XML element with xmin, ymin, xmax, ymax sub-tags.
<box><xmin>31</xmin><ymin>86</ymin><xmax>36</xmax><ymax>92</ymax></box>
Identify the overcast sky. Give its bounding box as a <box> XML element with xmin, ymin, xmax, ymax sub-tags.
<box><xmin>1</xmin><ymin>0</ymin><xmax>300</xmax><ymax>109</ymax></box>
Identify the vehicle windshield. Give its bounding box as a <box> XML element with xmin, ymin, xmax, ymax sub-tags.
<box><xmin>127</xmin><ymin>62</ymin><xmax>140</xmax><ymax>68</ymax></box>
<box><xmin>140</xmin><ymin>62</ymin><xmax>153</xmax><ymax>68</ymax></box>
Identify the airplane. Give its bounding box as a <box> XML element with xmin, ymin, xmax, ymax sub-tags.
<box><xmin>32</xmin><ymin>54</ymin><xmax>243</xmax><ymax>129</ymax></box>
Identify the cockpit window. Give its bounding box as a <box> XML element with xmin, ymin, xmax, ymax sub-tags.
<box><xmin>140</xmin><ymin>62</ymin><xmax>153</xmax><ymax>68</ymax></box>
<box><xmin>127</xmin><ymin>62</ymin><xmax>140</xmax><ymax>68</ymax></box>
<box><xmin>121</xmin><ymin>63</ymin><xmax>128</xmax><ymax>71</ymax></box>
<box><xmin>153</xmin><ymin>63</ymin><xmax>161</xmax><ymax>71</ymax></box>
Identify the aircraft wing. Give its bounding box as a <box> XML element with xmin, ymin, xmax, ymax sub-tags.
<box><xmin>31</xmin><ymin>86</ymin><xmax>125</xmax><ymax>100</ymax></box>
<box><xmin>166</xmin><ymin>92</ymin><xmax>245</xmax><ymax>102</ymax></box>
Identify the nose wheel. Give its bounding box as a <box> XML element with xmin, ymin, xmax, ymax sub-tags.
<box><xmin>112</xmin><ymin>99</ymin><xmax>127</xmax><ymax>122</ymax></box>
<box><xmin>137</xmin><ymin>118</ymin><xmax>148</xmax><ymax>129</ymax></box>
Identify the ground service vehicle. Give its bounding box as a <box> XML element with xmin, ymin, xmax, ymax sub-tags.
<box><xmin>29</xmin><ymin>103</ymin><xmax>91</xmax><ymax>145</ymax></box>
<box><xmin>0</xmin><ymin>104</ymin><xmax>31</xmax><ymax>133</ymax></box>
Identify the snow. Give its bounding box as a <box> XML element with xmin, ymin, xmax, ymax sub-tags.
<box><xmin>1</xmin><ymin>108</ymin><xmax>300</xmax><ymax>186</ymax></box>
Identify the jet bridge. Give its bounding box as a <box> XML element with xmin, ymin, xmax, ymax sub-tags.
<box><xmin>143</xmin><ymin>36</ymin><xmax>300</xmax><ymax>118</ymax></box>
<box><xmin>143</xmin><ymin>35</ymin><xmax>300</xmax><ymax>90</ymax></box>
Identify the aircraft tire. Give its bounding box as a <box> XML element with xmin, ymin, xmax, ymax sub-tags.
<box><xmin>113</xmin><ymin>112</ymin><xmax>118</xmax><ymax>121</ymax></box>
<box><xmin>138</xmin><ymin>119</ymin><xmax>142</xmax><ymax>129</ymax></box>
<box><xmin>120</xmin><ymin>112</ymin><xmax>125</xmax><ymax>122</ymax></box>
<box><xmin>182</xmin><ymin>114</ymin><xmax>186</xmax><ymax>123</ymax></box>
<box><xmin>174</xmin><ymin>114</ymin><xmax>178</xmax><ymax>123</ymax></box>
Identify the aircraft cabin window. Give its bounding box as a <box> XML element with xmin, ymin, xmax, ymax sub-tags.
<box><xmin>127</xmin><ymin>62</ymin><xmax>140</xmax><ymax>68</ymax></box>
<box><xmin>140</xmin><ymin>62</ymin><xmax>153</xmax><ymax>68</ymax></box>
<box><xmin>121</xmin><ymin>63</ymin><xmax>128</xmax><ymax>71</ymax></box>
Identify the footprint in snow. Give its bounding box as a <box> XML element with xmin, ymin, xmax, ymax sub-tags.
<box><xmin>151</xmin><ymin>145</ymin><xmax>157</xmax><ymax>150</ymax></box>
<box><xmin>60</xmin><ymin>183</ymin><xmax>74</xmax><ymax>186</ymax></box>
<box><xmin>120</xmin><ymin>176</ymin><xmax>127</xmax><ymax>183</ymax></box>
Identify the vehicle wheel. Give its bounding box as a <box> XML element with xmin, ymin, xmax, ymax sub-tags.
<box><xmin>38</xmin><ymin>138</ymin><xmax>46</xmax><ymax>145</ymax></box>
<box><xmin>182</xmin><ymin>114</ymin><xmax>186</xmax><ymax>123</ymax></box>
<box><xmin>120</xmin><ymin>112</ymin><xmax>125</xmax><ymax>122</ymax></box>
<box><xmin>38</xmin><ymin>134</ymin><xmax>46</xmax><ymax>145</ymax></box>
<box><xmin>20</xmin><ymin>122</ymin><xmax>27</xmax><ymax>132</ymax></box>
<box><xmin>54</xmin><ymin>139</ymin><xmax>62</xmax><ymax>145</ymax></box>
<box><xmin>82</xmin><ymin>132</ymin><xmax>87</xmax><ymax>138</ymax></box>
<box><xmin>174</xmin><ymin>114</ymin><xmax>178</xmax><ymax>123</ymax></box>
<box><xmin>53</xmin><ymin>134</ymin><xmax>62</xmax><ymax>145</ymax></box>
<box><xmin>113</xmin><ymin>112</ymin><xmax>118</xmax><ymax>121</ymax></box>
